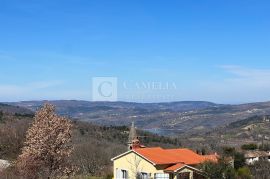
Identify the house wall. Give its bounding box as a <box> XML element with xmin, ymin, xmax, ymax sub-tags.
<box><xmin>113</xmin><ymin>152</ymin><xmax>166</xmax><ymax>179</ymax></box>
<box><xmin>246</xmin><ymin>156</ymin><xmax>270</xmax><ymax>165</ymax></box>
<box><xmin>246</xmin><ymin>157</ymin><xmax>259</xmax><ymax>165</ymax></box>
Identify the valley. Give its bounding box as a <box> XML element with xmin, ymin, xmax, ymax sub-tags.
<box><xmin>7</xmin><ymin>100</ymin><xmax>270</xmax><ymax>136</ymax></box>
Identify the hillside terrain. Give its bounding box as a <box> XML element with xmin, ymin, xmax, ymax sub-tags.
<box><xmin>1</xmin><ymin>103</ymin><xmax>270</xmax><ymax>177</ymax></box>
<box><xmin>210</xmin><ymin>115</ymin><xmax>270</xmax><ymax>148</ymax></box>
<box><xmin>0</xmin><ymin>103</ymin><xmax>33</xmax><ymax>116</ymax></box>
<box><xmin>7</xmin><ymin>100</ymin><xmax>270</xmax><ymax>135</ymax></box>
<box><xmin>0</xmin><ymin>105</ymin><xmax>181</xmax><ymax>177</ymax></box>
<box><xmin>178</xmin><ymin>115</ymin><xmax>270</xmax><ymax>153</ymax></box>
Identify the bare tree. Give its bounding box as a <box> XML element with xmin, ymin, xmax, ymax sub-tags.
<box><xmin>16</xmin><ymin>103</ymin><xmax>75</xmax><ymax>178</ymax></box>
<box><xmin>126</xmin><ymin>154</ymin><xmax>144</xmax><ymax>179</ymax></box>
<box><xmin>73</xmin><ymin>142</ymin><xmax>109</xmax><ymax>175</ymax></box>
<box><xmin>0</xmin><ymin>118</ymin><xmax>30</xmax><ymax>159</ymax></box>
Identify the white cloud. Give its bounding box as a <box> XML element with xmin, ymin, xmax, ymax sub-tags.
<box><xmin>220</xmin><ymin>65</ymin><xmax>270</xmax><ymax>88</ymax></box>
<box><xmin>194</xmin><ymin>65</ymin><xmax>270</xmax><ymax>103</ymax></box>
<box><xmin>0</xmin><ymin>81</ymin><xmax>64</xmax><ymax>101</ymax></box>
<box><xmin>221</xmin><ymin>65</ymin><xmax>270</xmax><ymax>79</ymax></box>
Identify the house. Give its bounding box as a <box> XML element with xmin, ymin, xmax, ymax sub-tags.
<box><xmin>111</xmin><ymin>123</ymin><xmax>218</xmax><ymax>179</ymax></box>
<box><xmin>244</xmin><ymin>150</ymin><xmax>270</xmax><ymax>165</ymax></box>
<box><xmin>111</xmin><ymin>147</ymin><xmax>218</xmax><ymax>179</ymax></box>
<box><xmin>0</xmin><ymin>159</ymin><xmax>10</xmax><ymax>172</ymax></box>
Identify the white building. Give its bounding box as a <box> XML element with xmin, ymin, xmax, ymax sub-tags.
<box><xmin>244</xmin><ymin>151</ymin><xmax>270</xmax><ymax>165</ymax></box>
<box><xmin>0</xmin><ymin>159</ymin><xmax>10</xmax><ymax>172</ymax></box>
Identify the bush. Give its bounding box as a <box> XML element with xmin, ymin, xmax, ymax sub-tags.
<box><xmin>241</xmin><ymin>143</ymin><xmax>257</xmax><ymax>150</ymax></box>
<box><xmin>237</xmin><ymin>167</ymin><xmax>252</xmax><ymax>179</ymax></box>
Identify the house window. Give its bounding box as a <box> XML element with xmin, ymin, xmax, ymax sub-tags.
<box><xmin>140</xmin><ymin>172</ymin><xmax>150</xmax><ymax>179</ymax></box>
<box><xmin>154</xmin><ymin>173</ymin><xmax>169</xmax><ymax>179</ymax></box>
<box><xmin>122</xmin><ymin>170</ymin><xmax>128</xmax><ymax>179</ymax></box>
<box><xmin>116</xmin><ymin>169</ymin><xmax>128</xmax><ymax>179</ymax></box>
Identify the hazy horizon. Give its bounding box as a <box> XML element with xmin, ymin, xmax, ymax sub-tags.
<box><xmin>4</xmin><ymin>99</ymin><xmax>270</xmax><ymax>106</ymax></box>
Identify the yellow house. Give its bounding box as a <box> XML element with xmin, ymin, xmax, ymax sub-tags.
<box><xmin>111</xmin><ymin>146</ymin><xmax>218</xmax><ymax>179</ymax></box>
<box><xmin>112</xmin><ymin>122</ymin><xmax>218</xmax><ymax>179</ymax></box>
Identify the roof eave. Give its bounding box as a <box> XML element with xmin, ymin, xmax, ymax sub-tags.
<box><xmin>111</xmin><ymin>150</ymin><xmax>156</xmax><ymax>166</ymax></box>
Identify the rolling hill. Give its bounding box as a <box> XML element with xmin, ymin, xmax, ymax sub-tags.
<box><xmin>5</xmin><ymin>100</ymin><xmax>270</xmax><ymax>135</ymax></box>
<box><xmin>0</xmin><ymin>103</ymin><xmax>33</xmax><ymax>115</ymax></box>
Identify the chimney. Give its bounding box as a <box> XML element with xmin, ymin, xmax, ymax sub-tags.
<box><xmin>127</xmin><ymin>121</ymin><xmax>139</xmax><ymax>150</ymax></box>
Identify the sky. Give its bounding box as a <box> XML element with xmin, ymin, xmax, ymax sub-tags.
<box><xmin>0</xmin><ymin>0</ymin><xmax>270</xmax><ymax>103</ymax></box>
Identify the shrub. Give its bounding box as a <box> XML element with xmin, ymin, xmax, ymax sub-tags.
<box><xmin>241</xmin><ymin>143</ymin><xmax>257</xmax><ymax>150</ymax></box>
<box><xmin>237</xmin><ymin>167</ymin><xmax>252</xmax><ymax>179</ymax></box>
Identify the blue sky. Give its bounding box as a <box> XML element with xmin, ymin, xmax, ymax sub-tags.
<box><xmin>0</xmin><ymin>0</ymin><xmax>270</xmax><ymax>103</ymax></box>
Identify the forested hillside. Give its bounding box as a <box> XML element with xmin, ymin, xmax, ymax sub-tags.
<box><xmin>0</xmin><ymin>105</ymin><xmax>181</xmax><ymax>177</ymax></box>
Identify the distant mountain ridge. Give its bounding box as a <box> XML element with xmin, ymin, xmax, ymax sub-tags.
<box><xmin>8</xmin><ymin>100</ymin><xmax>219</xmax><ymax>111</ymax></box>
<box><xmin>0</xmin><ymin>103</ymin><xmax>33</xmax><ymax>115</ymax></box>
<box><xmin>5</xmin><ymin>100</ymin><xmax>270</xmax><ymax>135</ymax></box>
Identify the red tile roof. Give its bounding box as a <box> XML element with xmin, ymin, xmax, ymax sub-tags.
<box><xmin>164</xmin><ymin>163</ymin><xmax>186</xmax><ymax>171</ymax></box>
<box><xmin>133</xmin><ymin>147</ymin><xmax>218</xmax><ymax>165</ymax></box>
<box><xmin>203</xmin><ymin>154</ymin><xmax>219</xmax><ymax>162</ymax></box>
